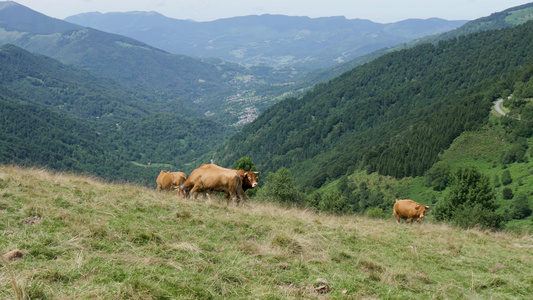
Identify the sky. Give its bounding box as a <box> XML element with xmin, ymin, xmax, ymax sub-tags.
<box><xmin>8</xmin><ymin>0</ymin><xmax>533</xmax><ymax>23</ymax></box>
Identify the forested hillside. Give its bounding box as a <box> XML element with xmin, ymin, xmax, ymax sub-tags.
<box><xmin>215</xmin><ymin>21</ymin><xmax>533</xmax><ymax>189</ymax></box>
<box><xmin>292</xmin><ymin>2</ymin><xmax>533</xmax><ymax>99</ymax></box>
<box><xmin>0</xmin><ymin>44</ymin><xmax>234</xmax><ymax>184</ymax></box>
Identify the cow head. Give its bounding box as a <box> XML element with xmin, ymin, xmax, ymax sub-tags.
<box><xmin>177</xmin><ymin>184</ymin><xmax>189</xmax><ymax>199</ymax></box>
<box><xmin>242</xmin><ymin>171</ymin><xmax>259</xmax><ymax>189</ymax></box>
<box><xmin>415</xmin><ymin>204</ymin><xmax>430</xmax><ymax>218</ymax></box>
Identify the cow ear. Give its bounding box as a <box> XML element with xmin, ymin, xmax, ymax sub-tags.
<box><xmin>415</xmin><ymin>205</ymin><xmax>420</xmax><ymax>210</ymax></box>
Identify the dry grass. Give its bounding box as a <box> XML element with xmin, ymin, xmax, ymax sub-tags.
<box><xmin>1</xmin><ymin>165</ymin><xmax>532</xmax><ymax>299</ymax></box>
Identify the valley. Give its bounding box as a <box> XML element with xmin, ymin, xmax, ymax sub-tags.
<box><xmin>0</xmin><ymin>1</ymin><xmax>533</xmax><ymax>234</ymax></box>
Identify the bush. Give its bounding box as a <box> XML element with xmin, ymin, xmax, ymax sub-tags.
<box><xmin>511</xmin><ymin>194</ymin><xmax>532</xmax><ymax>219</ymax></box>
<box><xmin>425</xmin><ymin>163</ymin><xmax>451</xmax><ymax>191</ymax></box>
<box><xmin>501</xmin><ymin>170</ymin><xmax>512</xmax><ymax>185</ymax></box>
<box><xmin>257</xmin><ymin>168</ymin><xmax>303</xmax><ymax>205</ymax></box>
<box><xmin>502</xmin><ymin>187</ymin><xmax>514</xmax><ymax>200</ymax></box>
<box><xmin>434</xmin><ymin>166</ymin><xmax>501</xmax><ymax>230</ymax></box>
<box><xmin>365</xmin><ymin>207</ymin><xmax>385</xmax><ymax>219</ymax></box>
<box><xmin>317</xmin><ymin>190</ymin><xmax>352</xmax><ymax>214</ymax></box>
<box><xmin>493</xmin><ymin>174</ymin><xmax>501</xmax><ymax>188</ymax></box>
<box><xmin>233</xmin><ymin>156</ymin><xmax>257</xmax><ymax>172</ymax></box>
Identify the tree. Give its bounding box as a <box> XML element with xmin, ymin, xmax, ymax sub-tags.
<box><xmin>434</xmin><ymin>166</ymin><xmax>501</xmax><ymax>229</ymax></box>
<box><xmin>258</xmin><ymin>168</ymin><xmax>302</xmax><ymax>204</ymax></box>
<box><xmin>510</xmin><ymin>194</ymin><xmax>532</xmax><ymax>219</ymax></box>
<box><xmin>233</xmin><ymin>156</ymin><xmax>257</xmax><ymax>172</ymax></box>
<box><xmin>501</xmin><ymin>170</ymin><xmax>512</xmax><ymax>185</ymax></box>
<box><xmin>233</xmin><ymin>156</ymin><xmax>259</xmax><ymax>197</ymax></box>
<box><xmin>493</xmin><ymin>174</ymin><xmax>501</xmax><ymax>188</ymax></box>
<box><xmin>425</xmin><ymin>163</ymin><xmax>451</xmax><ymax>191</ymax></box>
<box><xmin>502</xmin><ymin>187</ymin><xmax>514</xmax><ymax>200</ymax></box>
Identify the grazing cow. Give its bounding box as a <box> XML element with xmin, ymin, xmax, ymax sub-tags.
<box><xmin>393</xmin><ymin>199</ymin><xmax>430</xmax><ymax>225</ymax></box>
<box><xmin>179</xmin><ymin>164</ymin><xmax>246</xmax><ymax>205</ymax></box>
<box><xmin>198</xmin><ymin>164</ymin><xmax>259</xmax><ymax>202</ymax></box>
<box><xmin>156</xmin><ymin>170</ymin><xmax>187</xmax><ymax>192</ymax></box>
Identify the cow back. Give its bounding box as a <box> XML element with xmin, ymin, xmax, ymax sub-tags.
<box><xmin>394</xmin><ymin>199</ymin><xmax>429</xmax><ymax>219</ymax></box>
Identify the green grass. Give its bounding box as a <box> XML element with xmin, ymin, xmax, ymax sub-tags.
<box><xmin>1</xmin><ymin>165</ymin><xmax>533</xmax><ymax>299</ymax></box>
<box><xmin>505</xmin><ymin>7</ymin><xmax>533</xmax><ymax>26</ymax></box>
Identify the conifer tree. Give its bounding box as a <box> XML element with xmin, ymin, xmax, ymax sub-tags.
<box><xmin>434</xmin><ymin>166</ymin><xmax>501</xmax><ymax>229</ymax></box>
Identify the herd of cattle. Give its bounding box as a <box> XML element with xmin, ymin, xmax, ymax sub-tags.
<box><xmin>156</xmin><ymin>163</ymin><xmax>430</xmax><ymax>224</ymax></box>
<box><xmin>156</xmin><ymin>163</ymin><xmax>259</xmax><ymax>206</ymax></box>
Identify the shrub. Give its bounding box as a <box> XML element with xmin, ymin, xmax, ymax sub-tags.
<box><xmin>434</xmin><ymin>166</ymin><xmax>501</xmax><ymax>230</ymax></box>
<box><xmin>502</xmin><ymin>187</ymin><xmax>514</xmax><ymax>200</ymax></box>
<box><xmin>501</xmin><ymin>170</ymin><xmax>512</xmax><ymax>185</ymax></box>
<box><xmin>258</xmin><ymin>168</ymin><xmax>303</xmax><ymax>204</ymax></box>
<box><xmin>318</xmin><ymin>190</ymin><xmax>351</xmax><ymax>214</ymax></box>
<box><xmin>511</xmin><ymin>194</ymin><xmax>532</xmax><ymax>219</ymax></box>
<box><xmin>425</xmin><ymin>163</ymin><xmax>451</xmax><ymax>191</ymax></box>
<box><xmin>365</xmin><ymin>207</ymin><xmax>385</xmax><ymax>219</ymax></box>
<box><xmin>493</xmin><ymin>174</ymin><xmax>501</xmax><ymax>188</ymax></box>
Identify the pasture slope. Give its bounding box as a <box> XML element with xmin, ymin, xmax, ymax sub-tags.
<box><xmin>1</xmin><ymin>165</ymin><xmax>532</xmax><ymax>299</ymax></box>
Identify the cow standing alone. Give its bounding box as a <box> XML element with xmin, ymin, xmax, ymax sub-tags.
<box><xmin>156</xmin><ymin>170</ymin><xmax>187</xmax><ymax>192</ymax></box>
<box><xmin>393</xmin><ymin>199</ymin><xmax>430</xmax><ymax>225</ymax></box>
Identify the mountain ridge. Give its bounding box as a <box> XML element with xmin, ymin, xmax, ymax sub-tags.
<box><xmin>65</xmin><ymin>12</ymin><xmax>467</xmax><ymax>69</ymax></box>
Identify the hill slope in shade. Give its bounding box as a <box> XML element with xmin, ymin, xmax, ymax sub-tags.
<box><xmin>0</xmin><ymin>165</ymin><xmax>532</xmax><ymax>298</ymax></box>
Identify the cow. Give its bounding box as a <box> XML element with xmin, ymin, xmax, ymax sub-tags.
<box><xmin>179</xmin><ymin>164</ymin><xmax>247</xmax><ymax>206</ymax></box>
<box><xmin>393</xmin><ymin>199</ymin><xmax>430</xmax><ymax>225</ymax></box>
<box><xmin>156</xmin><ymin>170</ymin><xmax>187</xmax><ymax>192</ymax></box>
<box><xmin>197</xmin><ymin>164</ymin><xmax>259</xmax><ymax>202</ymax></box>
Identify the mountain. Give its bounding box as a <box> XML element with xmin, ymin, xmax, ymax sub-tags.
<box><xmin>0</xmin><ymin>44</ymin><xmax>234</xmax><ymax>184</ymax></box>
<box><xmin>65</xmin><ymin>12</ymin><xmax>467</xmax><ymax>69</ymax></box>
<box><xmin>290</xmin><ymin>2</ymin><xmax>533</xmax><ymax>98</ymax></box>
<box><xmin>0</xmin><ymin>2</ymin><xmax>283</xmax><ymax>125</ymax></box>
<box><xmin>213</xmin><ymin>20</ymin><xmax>533</xmax><ymax>190</ymax></box>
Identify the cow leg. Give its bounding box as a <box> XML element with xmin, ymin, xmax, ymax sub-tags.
<box><xmin>394</xmin><ymin>212</ymin><xmax>400</xmax><ymax>224</ymax></box>
<box><xmin>205</xmin><ymin>190</ymin><xmax>213</xmax><ymax>202</ymax></box>
<box><xmin>189</xmin><ymin>186</ymin><xmax>200</xmax><ymax>201</ymax></box>
<box><xmin>228</xmin><ymin>191</ymin><xmax>236</xmax><ymax>206</ymax></box>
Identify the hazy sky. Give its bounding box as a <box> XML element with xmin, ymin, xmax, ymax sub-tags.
<box><xmin>9</xmin><ymin>0</ymin><xmax>533</xmax><ymax>23</ymax></box>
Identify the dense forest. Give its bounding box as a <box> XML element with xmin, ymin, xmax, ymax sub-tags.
<box><xmin>0</xmin><ymin>44</ymin><xmax>235</xmax><ymax>185</ymax></box>
<box><xmin>216</xmin><ymin>21</ymin><xmax>533</xmax><ymax>188</ymax></box>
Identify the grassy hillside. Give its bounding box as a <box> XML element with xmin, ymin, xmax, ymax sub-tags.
<box><xmin>1</xmin><ymin>165</ymin><xmax>532</xmax><ymax>299</ymax></box>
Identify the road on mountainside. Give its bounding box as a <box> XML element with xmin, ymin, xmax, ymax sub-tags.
<box><xmin>494</xmin><ymin>98</ymin><xmax>507</xmax><ymax>116</ymax></box>
<box><xmin>494</xmin><ymin>96</ymin><xmax>521</xmax><ymax>120</ymax></box>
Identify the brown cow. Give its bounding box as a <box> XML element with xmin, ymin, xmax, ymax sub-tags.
<box><xmin>198</xmin><ymin>164</ymin><xmax>259</xmax><ymax>202</ymax></box>
<box><xmin>393</xmin><ymin>199</ymin><xmax>430</xmax><ymax>225</ymax></box>
<box><xmin>156</xmin><ymin>170</ymin><xmax>187</xmax><ymax>192</ymax></box>
<box><xmin>179</xmin><ymin>164</ymin><xmax>246</xmax><ymax>205</ymax></box>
